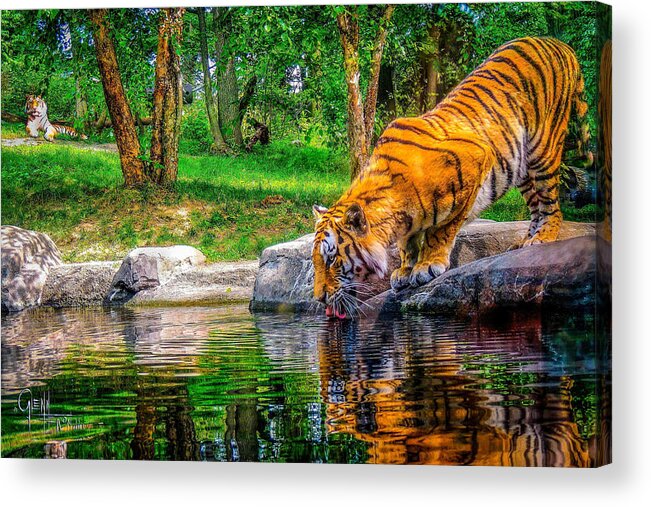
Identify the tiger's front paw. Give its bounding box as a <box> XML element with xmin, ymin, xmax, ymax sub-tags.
<box><xmin>508</xmin><ymin>235</ymin><xmax>530</xmax><ymax>251</ymax></box>
<box><xmin>409</xmin><ymin>262</ymin><xmax>446</xmax><ymax>288</ymax></box>
<box><xmin>521</xmin><ymin>236</ymin><xmax>544</xmax><ymax>248</ymax></box>
<box><xmin>390</xmin><ymin>267</ymin><xmax>413</xmax><ymax>291</ymax></box>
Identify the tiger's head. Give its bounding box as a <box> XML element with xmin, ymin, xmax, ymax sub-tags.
<box><xmin>312</xmin><ymin>202</ymin><xmax>388</xmax><ymax>320</ymax></box>
<box><xmin>25</xmin><ymin>95</ymin><xmax>46</xmax><ymax>117</ymax></box>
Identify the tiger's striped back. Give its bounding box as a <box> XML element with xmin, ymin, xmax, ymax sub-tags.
<box><xmin>419</xmin><ymin>37</ymin><xmax>589</xmax><ymax>218</ymax></box>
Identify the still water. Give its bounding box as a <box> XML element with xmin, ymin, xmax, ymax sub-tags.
<box><xmin>1</xmin><ymin>305</ymin><xmax>610</xmax><ymax>466</ymax></box>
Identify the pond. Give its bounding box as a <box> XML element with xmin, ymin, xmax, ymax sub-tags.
<box><xmin>1</xmin><ymin>304</ymin><xmax>610</xmax><ymax>466</ymax></box>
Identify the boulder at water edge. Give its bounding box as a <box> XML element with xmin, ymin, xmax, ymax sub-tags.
<box><xmin>371</xmin><ymin>235</ymin><xmax>602</xmax><ymax>316</ymax></box>
<box><xmin>1</xmin><ymin>225</ymin><xmax>63</xmax><ymax>312</ymax></box>
<box><xmin>250</xmin><ymin>220</ymin><xmax>595</xmax><ymax>312</ymax></box>
<box><xmin>41</xmin><ymin>261</ymin><xmax>122</xmax><ymax>308</ymax></box>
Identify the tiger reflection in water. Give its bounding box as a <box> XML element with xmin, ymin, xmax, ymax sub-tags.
<box><xmin>316</xmin><ymin>312</ymin><xmax>610</xmax><ymax>466</ymax></box>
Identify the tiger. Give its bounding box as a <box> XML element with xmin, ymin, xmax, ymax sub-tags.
<box><xmin>25</xmin><ymin>95</ymin><xmax>88</xmax><ymax>142</ymax></box>
<box><xmin>598</xmin><ymin>40</ymin><xmax>612</xmax><ymax>242</ymax></box>
<box><xmin>312</xmin><ymin>36</ymin><xmax>592</xmax><ymax>319</ymax></box>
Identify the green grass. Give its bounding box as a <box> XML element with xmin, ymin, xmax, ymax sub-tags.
<box><xmin>1</xmin><ymin>137</ymin><xmax>349</xmax><ymax>262</ymax></box>
<box><xmin>1</xmin><ymin>120</ymin><xmax>27</xmax><ymax>139</ymax></box>
<box><xmin>1</xmin><ymin>123</ymin><xmax>596</xmax><ymax>262</ymax></box>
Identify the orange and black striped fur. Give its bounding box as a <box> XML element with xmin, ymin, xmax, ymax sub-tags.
<box><xmin>598</xmin><ymin>40</ymin><xmax>612</xmax><ymax>242</ymax></box>
<box><xmin>25</xmin><ymin>95</ymin><xmax>88</xmax><ymax>142</ymax></box>
<box><xmin>312</xmin><ymin>37</ymin><xmax>591</xmax><ymax>318</ymax></box>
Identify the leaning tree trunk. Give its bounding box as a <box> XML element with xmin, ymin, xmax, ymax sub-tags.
<box><xmin>420</xmin><ymin>23</ymin><xmax>441</xmax><ymax>113</ymax></box>
<box><xmin>363</xmin><ymin>4</ymin><xmax>395</xmax><ymax>153</ymax></box>
<box><xmin>148</xmin><ymin>8</ymin><xmax>185</xmax><ymax>186</ymax></box>
<box><xmin>337</xmin><ymin>9</ymin><xmax>368</xmax><ymax>180</ymax></box>
<box><xmin>89</xmin><ymin>9</ymin><xmax>146</xmax><ymax>187</ymax></box>
<box><xmin>214</xmin><ymin>7</ymin><xmax>243</xmax><ymax>148</ymax></box>
<box><xmin>197</xmin><ymin>8</ymin><xmax>229</xmax><ymax>153</ymax></box>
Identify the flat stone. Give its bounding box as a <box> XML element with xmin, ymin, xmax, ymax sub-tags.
<box><xmin>126</xmin><ymin>261</ymin><xmax>258</xmax><ymax>306</ymax></box>
<box><xmin>450</xmin><ymin>220</ymin><xmax>595</xmax><ymax>268</ymax></box>
<box><xmin>1</xmin><ymin>226</ymin><xmax>62</xmax><ymax>312</ymax></box>
<box><xmin>106</xmin><ymin>245</ymin><xmax>206</xmax><ymax>304</ymax></box>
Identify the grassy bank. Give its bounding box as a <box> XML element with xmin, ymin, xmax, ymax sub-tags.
<box><xmin>1</xmin><ymin>127</ymin><xmax>596</xmax><ymax>262</ymax></box>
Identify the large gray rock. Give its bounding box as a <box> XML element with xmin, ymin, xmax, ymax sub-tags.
<box><xmin>106</xmin><ymin>246</ymin><xmax>206</xmax><ymax>304</ymax></box>
<box><xmin>1</xmin><ymin>226</ymin><xmax>62</xmax><ymax>312</ymax></box>
<box><xmin>41</xmin><ymin>261</ymin><xmax>121</xmax><ymax>308</ymax></box>
<box><xmin>250</xmin><ymin>220</ymin><xmax>595</xmax><ymax>312</ymax></box>
<box><xmin>251</xmin><ymin>234</ymin><xmax>316</xmax><ymax>311</ymax></box>
<box><xmin>370</xmin><ymin>235</ymin><xmax>600</xmax><ymax>316</ymax></box>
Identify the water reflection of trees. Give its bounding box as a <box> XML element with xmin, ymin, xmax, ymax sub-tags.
<box><xmin>315</xmin><ymin>310</ymin><xmax>611</xmax><ymax>467</ymax></box>
<box><xmin>2</xmin><ymin>306</ymin><xmax>610</xmax><ymax>465</ymax></box>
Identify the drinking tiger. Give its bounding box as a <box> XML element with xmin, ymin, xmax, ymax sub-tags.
<box><xmin>312</xmin><ymin>36</ymin><xmax>592</xmax><ymax>319</ymax></box>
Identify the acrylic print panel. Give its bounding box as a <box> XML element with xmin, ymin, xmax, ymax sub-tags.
<box><xmin>0</xmin><ymin>1</ymin><xmax>611</xmax><ymax>466</ymax></box>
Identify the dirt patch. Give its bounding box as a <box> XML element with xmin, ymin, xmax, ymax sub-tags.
<box><xmin>256</xmin><ymin>194</ymin><xmax>286</xmax><ymax>208</ymax></box>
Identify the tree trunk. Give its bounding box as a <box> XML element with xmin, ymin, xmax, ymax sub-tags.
<box><xmin>197</xmin><ymin>8</ymin><xmax>229</xmax><ymax>154</ymax></box>
<box><xmin>363</xmin><ymin>5</ymin><xmax>395</xmax><ymax>153</ymax></box>
<box><xmin>148</xmin><ymin>8</ymin><xmax>185</xmax><ymax>186</ymax></box>
<box><xmin>67</xmin><ymin>20</ymin><xmax>88</xmax><ymax>125</ymax></box>
<box><xmin>337</xmin><ymin>8</ymin><xmax>368</xmax><ymax>180</ymax></box>
<box><xmin>214</xmin><ymin>8</ymin><xmax>243</xmax><ymax>147</ymax></box>
<box><xmin>420</xmin><ymin>23</ymin><xmax>441</xmax><ymax>113</ymax></box>
<box><xmin>378</xmin><ymin>63</ymin><xmax>396</xmax><ymax>121</ymax></box>
<box><xmin>89</xmin><ymin>9</ymin><xmax>146</xmax><ymax>187</ymax></box>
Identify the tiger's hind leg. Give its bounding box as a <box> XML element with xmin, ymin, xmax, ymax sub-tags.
<box><xmin>510</xmin><ymin>177</ymin><xmax>543</xmax><ymax>249</ymax></box>
<box><xmin>390</xmin><ymin>232</ymin><xmax>423</xmax><ymax>291</ymax></box>
<box><xmin>523</xmin><ymin>154</ymin><xmax>564</xmax><ymax>247</ymax></box>
<box><xmin>44</xmin><ymin>125</ymin><xmax>57</xmax><ymax>142</ymax></box>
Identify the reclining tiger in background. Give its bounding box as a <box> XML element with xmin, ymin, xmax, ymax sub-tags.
<box><xmin>25</xmin><ymin>95</ymin><xmax>88</xmax><ymax>141</ymax></box>
<box><xmin>312</xmin><ymin>36</ymin><xmax>592</xmax><ymax>320</ymax></box>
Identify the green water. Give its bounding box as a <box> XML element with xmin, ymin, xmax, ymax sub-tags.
<box><xmin>1</xmin><ymin>305</ymin><xmax>610</xmax><ymax>465</ymax></box>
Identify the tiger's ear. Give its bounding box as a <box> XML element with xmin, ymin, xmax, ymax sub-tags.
<box><xmin>312</xmin><ymin>204</ymin><xmax>328</xmax><ymax>221</ymax></box>
<box><xmin>344</xmin><ymin>203</ymin><xmax>368</xmax><ymax>236</ymax></box>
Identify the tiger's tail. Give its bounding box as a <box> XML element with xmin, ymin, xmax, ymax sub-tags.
<box><xmin>53</xmin><ymin>124</ymin><xmax>88</xmax><ymax>140</ymax></box>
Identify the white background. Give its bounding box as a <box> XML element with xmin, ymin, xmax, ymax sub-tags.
<box><xmin>2</xmin><ymin>0</ymin><xmax>650</xmax><ymax>505</ymax></box>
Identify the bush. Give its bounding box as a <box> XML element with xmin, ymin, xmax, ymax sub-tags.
<box><xmin>180</xmin><ymin>103</ymin><xmax>214</xmax><ymax>155</ymax></box>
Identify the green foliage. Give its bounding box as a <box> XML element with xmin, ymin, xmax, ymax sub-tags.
<box><xmin>2</xmin><ymin>3</ymin><xmax>607</xmax><ymax>153</ymax></box>
<box><xmin>180</xmin><ymin>103</ymin><xmax>214</xmax><ymax>155</ymax></box>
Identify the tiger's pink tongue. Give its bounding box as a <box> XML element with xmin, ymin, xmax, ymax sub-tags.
<box><xmin>325</xmin><ymin>306</ymin><xmax>346</xmax><ymax>319</ymax></box>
